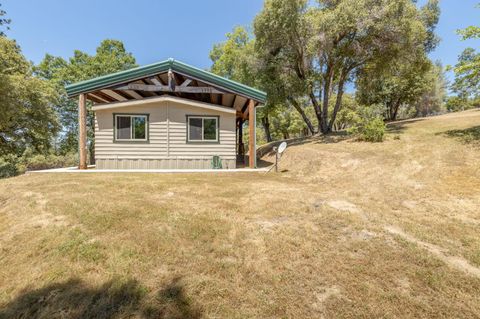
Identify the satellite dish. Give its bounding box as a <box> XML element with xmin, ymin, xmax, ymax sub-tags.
<box><xmin>269</xmin><ymin>142</ymin><xmax>288</xmax><ymax>173</ymax></box>
<box><xmin>278</xmin><ymin>142</ymin><xmax>287</xmax><ymax>154</ymax></box>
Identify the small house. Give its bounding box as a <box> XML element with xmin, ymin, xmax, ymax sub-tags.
<box><xmin>66</xmin><ymin>59</ymin><xmax>266</xmax><ymax>170</ymax></box>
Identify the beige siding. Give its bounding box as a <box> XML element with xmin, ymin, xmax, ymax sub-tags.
<box><xmin>94</xmin><ymin>100</ymin><xmax>236</xmax><ymax>169</ymax></box>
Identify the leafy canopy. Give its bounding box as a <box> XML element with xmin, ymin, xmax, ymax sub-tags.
<box><xmin>451</xmin><ymin>4</ymin><xmax>480</xmax><ymax>100</ymax></box>
<box><xmin>0</xmin><ymin>37</ymin><xmax>59</xmax><ymax>156</ymax></box>
<box><xmin>35</xmin><ymin>40</ymin><xmax>137</xmax><ymax>154</ymax></box>
<box><xmin>254</xmin><ymin>0</ymin><xmax>434</xmax><ymax>133</ymax></box>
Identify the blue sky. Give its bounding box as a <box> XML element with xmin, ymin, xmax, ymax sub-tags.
<box><xmin>2</xmin><ymin>0</ymin><xmax>480</xmax><ymax>84</ymax></box>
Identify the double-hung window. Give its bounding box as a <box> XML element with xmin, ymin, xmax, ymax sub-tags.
<box><xmin>114</xmin><ymin>114</ymin><xmax>148</xmax><ymax>141</ymax></box>
<box><xmin>187</xmin><ymin>116</ymin><xmax>219</xmax><ymax>142</ymax></box>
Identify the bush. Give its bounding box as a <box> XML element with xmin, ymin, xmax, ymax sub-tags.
<box><xmin>362</xmin><ymin>117</ymin><xmax>385</xmax><ymax>142</ymax></box>
<box><xmin>0</xmin><ymin>156</ymin><xmax>19</xmax><ymax>178</ymax></box>
<box><xmin>445</xmin><ymin>96</ymin><xmax>474</xmax><ymax>112</ymax></box>
<box><xmin>0</xmin><ymin>151</ymin><xmax>79</xmax><ymax>179</ymax></box>
<box><xmin>347</xmin><ymin>105</ymin><xmax>386</xmax><ymax>142</ymax></box>
<box><xmin>22</xmin><ymin>153</ymin><xmax>77</xmax><ymax>171</ymax></box>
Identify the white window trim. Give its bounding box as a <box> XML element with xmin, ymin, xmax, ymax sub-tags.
<box><xmin>187</xmin><ymin>116</ymin><xmax>219</xmax><ymax>142</ymax></box>
<box><xmin>115</xmin><ymin>114</ymin><xmax>148</xmax><ymax>141</ymax></box>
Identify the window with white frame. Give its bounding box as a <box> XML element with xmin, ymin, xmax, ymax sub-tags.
<box><xmin>115</xmin><ymin>114</ymin><xmax>148</xmax><ymax>141</ymax></box>
<box><xmin>187</xmin><ymin>116</ymin><xmax>219</xmax><ymax>142</ymax></box>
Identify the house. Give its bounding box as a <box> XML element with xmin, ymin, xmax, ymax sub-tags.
<box><xmin>65</xmin><ymin>58</ymin><xmax>266</xmax><ymax>170</ymax></box>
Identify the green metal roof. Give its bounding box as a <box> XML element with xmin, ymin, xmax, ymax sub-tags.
<box><xmin>65</xmin><ymin>58</ymin><xmax>267</xmax><ymax>103</ymax></box>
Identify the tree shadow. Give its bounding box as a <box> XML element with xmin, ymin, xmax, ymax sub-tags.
<box><xmin>439</xmin><ymin>126</ymin><xmax>480</xmax><ymax>145</ymax></box>
<box><xmin>386</xmin><ymin>118</ymin><xmax>426</xmax><ymax>135</ymax></box>
<box><xmin>256</xmin><ymin>132</ymin><xmax>351</xmax><ymax>159</ymax></box>
<box><xmin>0</xmin><ymin>277</ymin><xmax>202</xmax><ymax>319</ymax></box>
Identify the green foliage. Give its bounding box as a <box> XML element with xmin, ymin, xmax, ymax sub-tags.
<box><xmin>21</xmin><ymin>152</ymin><xmax>77</xmax><ymax>172</ymax></box>
<box><xmin>362</xmin><ymin>118</ymin><xmax>386</xmax><ymax>142</ymax></box>
<box><xmin>210</xmin><ymin>26</ymin><xmax>256</xmax><ymax>86</ymax></box>
<box><xmin>331</xmin><ymin>94</ymin><xmax>360</xmax><ymax>131</ymax></box>
<box><xmin>457</xmin><ymin>26</ymin><xmax>480</xmax><ymax>40</ymax></box>
<box><xmin>254</xmin><ymin>0</ymin><xmax>436</xmax><ymax>133</ymax></box>
<box><xmin>445</xmin><ymin>96</ymin><xmax>475</xmax><ymax>112</ymax></box>
<box><xmin>0</xmin><ymin>3</ymin><xmax>10</xmax><ymax>36</ymax></box>
<box><xmin>0</xmin><ymin>37</ymin><xmax>59</xmax><ymax>156</ymax></box>
<box><xmin>413</xmin><ymin>62</ymin><xmax>447</xmax><ymax>117</ymax></box>
<box><xmin>451</xmin><ymin>4</ymin><xmax>480</xmax><ymax>101</ymax></box>
<box><xmin>450</xmin><ymin>48</ymin><xmax>480</xmax><ymax>100</ymax></box>
<box><xmin>269</xmin><ymin>104</ymin><xmax>311</xmax><ymax>140</ymax></box>
<box><xmin>356</xmin><ymin>0</ymin><xmax>441</xmax><ymax>121</ymax></box>
<box><xmin>35</xmin><ymin>40</ymin><xmax>137</xmax><ymax>155</ymax></box>
<box><xmin>0</xmin><ymin>155</ymin><xmax>18</xmax><ymax>178</ymax></box>
<box><xmin>348</xmin><ymin>105</ymin><xmax>386</xmax><ymax>142</ymax></box>
<box><xmin>0</xmin><ymin>149</ymin><xmax>78</xmax><ymax>179</ymax></box>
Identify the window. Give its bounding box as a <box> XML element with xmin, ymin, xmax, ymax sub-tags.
<box><xmin>187</xmin><ymin>116</ymin><xmax>219</xmax><ymax>142</ymax></box>
<box><xmin>114</xmin><ymin>114</ymin><xmax>148</xmax><ymax>141</ymax></box>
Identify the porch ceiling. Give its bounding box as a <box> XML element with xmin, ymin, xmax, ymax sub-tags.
<box><xmin>65</xmin><ymin>59</ymin><xmax>266</xmax><ymax>120</ymax></box>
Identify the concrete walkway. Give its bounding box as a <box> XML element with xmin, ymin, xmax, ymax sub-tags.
<box><xmin>28</xmin><ymin>166</ymin><xmax>270</xmax><ymax>174</ymax></box>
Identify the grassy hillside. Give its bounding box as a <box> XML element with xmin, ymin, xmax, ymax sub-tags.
<box><xmin>1</xmin><ymin>110</ymin><xmax>480</xmax><ymax>318</ymax></box>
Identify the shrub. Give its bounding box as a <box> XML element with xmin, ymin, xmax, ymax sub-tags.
<box><xmin>347</xmin><ymin>104</ymin><xmax>386</xmax><ymax>142</ymax></box>
<box><xmin>22</xmin><ymin>153</ymin><xmax>77</xmax><ymax>171</ymax></box>
<box><xmin>445</xmin><ymin>96</ymin><xmax>473</xmax><ymax>112</ymax></box>
<box><xmin>362</xmin><ymin>117</ymin><xmax>385</xmax><ymax>142</ymax></box>
<box><xmin>0</xmin><ymin>156</ymin><xmax>19</xmax><ymax>178</ymax></box>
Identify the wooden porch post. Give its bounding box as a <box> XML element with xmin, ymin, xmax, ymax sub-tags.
<box><xmin>78</xmin><ymin>93</ymin><xmax>88</xmax><ymax>170</ymax></box>
<box><xmin>248</xmin><ymin>100</ymin><xmax>256</xmax><ymax>168</ymax></box>
<box><xmin>237</xmin><ymin>118</ymin><xmax>245</xmax><ymax>163</ymax></box>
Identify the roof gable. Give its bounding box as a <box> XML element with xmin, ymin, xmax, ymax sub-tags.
<box><xmin>65</xmin><ymin>58</ymin><xmax>266</xmax><ymax>104</ymax></box>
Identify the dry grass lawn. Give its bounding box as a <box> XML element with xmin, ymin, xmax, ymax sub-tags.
<box><xmin>1</xmin><ymin>109</ymin><xmax>480</xmax><ymax>318</ymax></box>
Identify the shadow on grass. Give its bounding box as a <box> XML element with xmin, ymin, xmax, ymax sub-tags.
<box><xmin>238</xmin><ymin>156</ymin><xmax>274</xmax><ymax>168</ymax></box>
<box><xmin>256</xmin><ymin>132</ymin><xmax>351</xmax><ymax>159</ymax></box>
<box><xmin>386</xmin><ymin>118</ymin><xmax>426</xmax><ymax>134</ymax></box>
<box><xmin>440</xmin><ymin>126</ymin><xmax>480</xmax><ymax>145</ymax></box>
<box><xmin>0</xmin><ymin>277</ymin><xmax>202</xmax><ymax>319</ymax></box>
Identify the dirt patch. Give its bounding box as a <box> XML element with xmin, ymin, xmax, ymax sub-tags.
<box><xmin>312</xmin><ymin>286</ymin><xmax>341</xmax><ymax>313</ymax></box>
<box><xmin>327</xmin><ymin>200</ymin><xmax>360</xmax><ymax>213</ymax></box>
<box><xmin>385</xmin><ymin>226</ymin><xmax>480</xmax><ymax>278</ymax></box>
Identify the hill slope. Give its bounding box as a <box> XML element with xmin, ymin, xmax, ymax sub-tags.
<box><xmin>1</xmin><ymin>110</ymin><xmax>480</xmax><ymax>318</ymax></box>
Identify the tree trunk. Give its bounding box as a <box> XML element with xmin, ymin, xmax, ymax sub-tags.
<box><xmin>328</xmin><ymin>70</ymin><xmax>348</xmax><ymax>132</ymax></box>
<box><xmin>391</xmin><ymin>99</ymin><xmax>401</xmax><ymax>121</ymax></box>
<box><xmin>261</xmin><ymin>114</ymin><xmax>272</xmax><ymax>143</ymax></box>
<box><xmin>288</xmin><ymin>97</ymin><xmax>315</xmax><ymax>135</ymax></box>
<box><xmin>308</xmin><ymin>90</ymin><xmax>323</xmax><ymax>133</ymax></box>
<box><xmin>320</xmin><ymin>63</ymin><xmax>334</xmax><ymax>134</ymax></box>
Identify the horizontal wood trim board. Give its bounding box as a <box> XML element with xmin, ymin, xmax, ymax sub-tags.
<box><xmin>92</xmin><ymin>96</ymin><xmax>236</xmax><ymax>114</ymax></box>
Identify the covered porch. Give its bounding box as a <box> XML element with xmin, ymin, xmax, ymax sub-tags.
<box><xmin>66</xmin><ymin>59</ymin><xmax>266</xmax><ymax>170</ymax></box>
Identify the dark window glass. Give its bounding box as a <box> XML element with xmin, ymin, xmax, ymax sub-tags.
<box><xmin>116</xmin><ymin>116</ymin><xmax>131</xmax><ymax>140</ymax></box>
<box><xmin>189</xmin><ymin>118</ymin><xmax>202</xmax><ymax>140</ymax></box>
<box><xmin>203</xmin><ymin>118</ymin><xmax>217</xmax><ymax>140</ymax></box>
<box><xmin>133</xmin><ymin>116</ymin><xmax>146</xmax><ymax>139</ymax></box>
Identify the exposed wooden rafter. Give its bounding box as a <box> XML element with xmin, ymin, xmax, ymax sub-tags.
<box><xmin>142</xmin><ymin>79</ymin><xmax>158</xmax><ymax>96</ymax></box>
<box><xmin>123</xmin><ymin>90</ymin><xmax>143</xmax><ymax>100</ymax></box>
<box><xmin>87</xmin><ymin>93</ymin><xmax>109</xmax><ymax>103</ymax></box>
<box><xmin>101</xmin><ymin>89</ymin><xmax>128</xmax><ymax>102</ymax></box>
<box><xmin>180</xmin><ymin>79</ymin><xmax>192</xmax><ymax>87</ymax></box>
